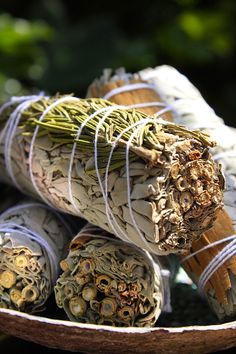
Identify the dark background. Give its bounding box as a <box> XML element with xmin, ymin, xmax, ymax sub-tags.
<box><xmin>0</xmin><ymin>0</ymin><xmax>236</xmax><ymax>126</ymax></box>
<box><xmin>1</xmin><ymin>0</ymin><xmax>236</xmax><ymax>352</ymax></box>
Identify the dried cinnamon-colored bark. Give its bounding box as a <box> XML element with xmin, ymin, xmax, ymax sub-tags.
<box><xmin>88</xmin><ymin>78</ymin><xmax>173</xmax><ymax>119</ymax></box>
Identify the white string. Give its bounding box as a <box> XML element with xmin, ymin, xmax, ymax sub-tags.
<box><xmin>0</xmin><ymin>202</ymin><xmax>74</xmax><ymax>239</ymax></box>
<box><xmin>4</xmin><ymin>95</ymin><xmax>45</xmax><ymax>190</ymax></box>
<box><xmin>125</xmin><ymin>107</ymin><xmax>171</xmax><ymax>251</ymax></box>
<box><xmin>198</xmin><ymin>237</ymin><xmax>236</xmax><ymax>296</ymax></box>
<box><xmin>0</xmin><ymin>94</ymin><xmax>46</xmax><ymax>190</ymax></box>
<box><xmin>0</xmin><ymin>96</ymin><xmax>33</xmax><ymax>143</ymax></box>
<box><xmin>0</xmin><ymin>223</ymin><xmax>58</xmax><ymax>285</ymax></box>
<box><xmin>102</xmin><ymin>113</ymin><xmax>170</xmax><ymax>252</ymax></box>
<box><xmin>126</xmin><ymin>102</ymin><xmax>167</xmax><ymax>109</ymax></box>
<box><xmin>160</xmin><ymin>268</ymin><xmax>172</xmax><ymax>312</ymax></box>
<box><xmin>68</xmin><ymin>103</ymin><xmax>125</xmax><ymax>223</ymax></box>
<box><xmin>93</xmin><ymin>105</ymin><xmax>132</xmax><ymax>243</ymax></box>
<box><xmin>180</xmin><ymin>234</ymin><xmax>236</xmax><ymax>263</ymax></box>
<box><xmin>93</xmin><ymin>104</ymin><xmax>170</xmax><ymax>247</ymax></box>
<box><xmin>103</xmin><ymin>82</ymin><xmax>158</xmax><ymax>100</ymax></box>
<box><xmin>181</xmin><ymin>233</ymin><xmax>236</xmax><ymax>296</ymax></box>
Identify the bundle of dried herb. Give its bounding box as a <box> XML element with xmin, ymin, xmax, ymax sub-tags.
<box><xmin>87</xmin><ymin>67</ymin><xmax>236</xmax><ymax>320</ymax></box>
<box><xmin>0</xmin><ymin>200</ymin><xmax>73</xmax><ymax>313</ymax></box>
<box><xmin>0</xmin><ymin>95</ymin><xmax>224</xmax><ymax>255</ymax></box>
<box><xmin>55</xmin><ymin>223</ymin><xmax>168</xmax><ymax>327</ymax></box>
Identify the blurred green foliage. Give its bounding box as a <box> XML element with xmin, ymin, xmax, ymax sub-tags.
<box><xmin>0</xmin><ymin>0</ymin><xmax>236</xmax><ymax>125</ymax></box>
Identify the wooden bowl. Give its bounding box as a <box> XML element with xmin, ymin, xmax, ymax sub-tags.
<box><xmin>1</xmin><ymin>308</ymin><xmax>236</xmax><ymax>353</ymax></box>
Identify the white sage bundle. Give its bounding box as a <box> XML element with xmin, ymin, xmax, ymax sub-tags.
<box><xmin>0</xmin><ymin>200</ymin><xmax>73</xmax><ymax>313</ymax></box>
<box><xmin>87</xmin><ymin>67</ymin><xmax>236</xmax><ymax>320</ymax></box>
<box><xmin>55</xmin><ymin>223</ymin><xmax>169</xmax><ymax>327</ymax></box>
<box><xmin>0</xmin><ymin>96</ymin><xmax>224</xmax><ymax>255</ymax></box>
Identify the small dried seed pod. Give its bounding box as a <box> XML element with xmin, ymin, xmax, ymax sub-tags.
<box><xmin>60</xmin><ymin>259</ymin><xmax>70</xmax><ymax>272</ymax></box>
<box><xmin>117</xmin><ymin>282</ymin><xmax>127</xmax><ymax>292</ymax></box>
<box><xmin>188</xmin><ymin>161</ymin><xmax>202</xmax><ymax>181</ymax></box>
<box><xmin>64</xmin><ymin>284</ymin><xmax>75</xmax><ymax>300</ymax></box>
<box><xmin>179</xmin><ymin>192</ymin><xmax>194</xmax><ymax>212</ymax></box>
<box><xmin>82</xmin><ymin>284</ymin><xmax>97</xmax><ymax>301</ymax></box>
<box><xmin>96</xmin><ymin>275</ymin><xmax>112</xmax><ymax>292</ymax></box>
<box><xmin>175</xmin><ymin>177</ymin><xmax>190</xmax><ymax>192</ymax></box>
<box><xmin>118</xmin><ymin>306</ymin><xmax>135</xmax><ymax>321</ymax></box>
<box><xmin>21</xmin><ymin>285</ymin><xmax>39</xmax><ymax>303</ymax></box>
<box><xmin>14</xmin><ymin>255</ymin><xmax>28</xmax><ymax>268</ymax></box>
<box><xmin>74</xmin><ymin>273</ymin><xmax>91</xmax><ymax>286</ymax></box>
<box><xmin>168</xmin><ymin>213</ymin><xmax>181</xmax><ymax>224</ymax></box>
<box><xmin>69</xmin><ymin>296</ymin><xmax>87</xmax><ymax>317</ymax></box>
<box><xmin>188</xmin><ymin>150</ymin><xmax>202</xmax><ymax>160</ymax></box>
<box><xmin>195</xmin><ymin>190</ymin><xmax>212</xmax><ymax>207</ymax></box>
<box><xmin>0</xmin><ymin>270</ymin><xmax>16</xmax><ymax>289</ymax></box>
<box><xmin>9</xmin><ymin>288</ymin><xmax>22</xmax><ymax>305</ymax></box>
<box><xmin>79</xmin><ymin>258</ymin><xmax>95</xmax><ymax>274</ymax></box>
<box><xmin>202</xmin><ymin>162</ymin><xmax>215</xmax><ymax>180</ymax></box>
<box><xmin>170</xmin><ymin>162</ymin><xmax>180</xmax><ymax>179</ymax></box>
<box><xmin>100</xmin><ymin>297</ymin><xmax>118</xmax><ymax>317</ymax></box>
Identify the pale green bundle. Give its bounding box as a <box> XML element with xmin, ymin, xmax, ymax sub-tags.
<box><xmin>55</xmin><ymin>224</ymin><xmax>167</xmax><ymax>327</ymax></box>
<box><xmin>0</xmin><ymin>95</ymin><xmax>224</xmax><ymax>255</ymax></box>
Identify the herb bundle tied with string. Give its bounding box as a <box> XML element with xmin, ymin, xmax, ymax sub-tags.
<box><xmin>0</xmin><ymin>95</ymin><xmax>224</xmax><ymax>255</ymax></box>
<box><xmin>55</xmin><ymin>223</ymin><xmax>170</xmax><ymax>327</ymax></box>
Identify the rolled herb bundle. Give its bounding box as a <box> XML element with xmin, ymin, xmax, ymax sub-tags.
<box><xmin>55</xmin><ymin>223</ymin><xmax>169</xmax><ymax>327</ymax></box>
<box><xmin>0</xmin><ymin>96</ymin><xmax>224</xmax><ymax>255</ymax></box>
<box><xmin>0</xmin><ymin>200</ymin><xmax>73</xmax><ymax>313</ymax></box>
<box><xmin>87</xmin><ymin>67</ymin><xmax>236</xmax><ymax>320</ymax></box>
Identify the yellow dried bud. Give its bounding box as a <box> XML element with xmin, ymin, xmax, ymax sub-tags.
<box><xmin>10</xmin><ymin>288</ymin><xmax>22</xmax><ymax>306</ymax></box>
<box><xmin>82</xmin><ymin>284</ymin><xmax>97</xmax><ymax>301</ymax></box>
<box><xmin>21</xmin><ymin>285</ymin><xmax>39</xmax><ymax>302</ymax></box>
<box><xmin>100</xmin><ymin>297</ymin><xmax>117</xmax><ymax>317</ymax></box>
<box><xmin>14</xmin><ymin>255</ymin><xmax>28</xmax><ymax>268</ymax></box>
<box><xmin>60</xmin><ymin>259</ymin><xmax>69</xmax><ymax>272</ymax></box>
<box><xmin>69</xmin><ymin>296</ymin><xmax>87</xmax><ymax>317</ymax></box>
<box><xmin>0</xmin><ymin>270</ymin><xmax>16</xmax><ymax>289</ymax></box>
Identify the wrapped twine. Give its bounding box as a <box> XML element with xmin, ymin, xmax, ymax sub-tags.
<box><xmin>55</xmin><ymin>223</ymin><xmax>171</xmax><ymax>327</ymax></box>
<box><xmin>0</xmin><ymin>95</ymin><xmax>224</xmax><ymax>255</ymax></box>
<box><xmin>0</xmin><ymin>200</ymin><xmax>73</xmax><ymax>313</ymax></box>
<box><xmin>87</xmin><ymin>66</ymin><xmax>236</xmax><ymax>320</ymax></box>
